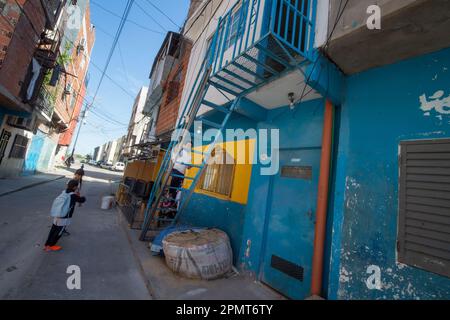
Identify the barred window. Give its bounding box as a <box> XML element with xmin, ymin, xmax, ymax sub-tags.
<box><xmin>199</xmin><ymin>148</ymin><xmax>235</xmax><ymax>197</ymax></box>
<box><xmin>9</xmin><ymin>134</ymin><xmax>29</xmax><ymax>159</ymax></box>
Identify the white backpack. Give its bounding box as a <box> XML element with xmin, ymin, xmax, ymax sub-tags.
<box><xmin>50</xmin><ymin>191</ymin><xmax>73</xmax><ymax>218</ymax></box>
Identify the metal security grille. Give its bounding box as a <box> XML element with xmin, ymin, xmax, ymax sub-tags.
<box><xmin>398</xmin><ymin>139</ymin><xmax>450</xmax><ymax>278</ymax></box>
<box><xmin>199</xmin><ymin>148</ymin><xmax>236</xmax><ymax>197</ymax></box>
<box><xmin>0</xmin><ymin>129</ymin><xmax>11</xmax><ymax>165</ymax></box>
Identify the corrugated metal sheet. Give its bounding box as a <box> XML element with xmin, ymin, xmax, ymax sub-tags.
<box><xmin>398</xmin><ymin>139</ymin><xmax>450</xmax><ymax>278</ymax></box>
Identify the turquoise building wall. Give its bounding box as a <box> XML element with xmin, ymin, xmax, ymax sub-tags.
<box><xmin>327</xmin><ymin>47</ymin><xmax>450</xmax><ymax>300</ymax></box>
<box><xmin>179</xmin><ymin>43</ymin><xmax>450</xmax><ymax>299</ymax></box>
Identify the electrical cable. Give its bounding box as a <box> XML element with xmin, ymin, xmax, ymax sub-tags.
<box><xmin>143</xmin><ymin>0</ymin><xmax>181</xmax><ymax>29</ymax></box>
<box><xmin>90</xmin><ymin>0</ymin><xmax>135</xmax><ymax>107</ymax></box>
<box><xmin>134</xmin><ymin>0</ymin><xmax>168</xmax><ymax>32</ymax></box>
<box><xmin>296</xmin><ymin>0</ymin><xmax>349</xmax><ymax>105</ymax></box>
<box><xmin>295</xmin><ymin>0</ymin><xmax>350</xmax><ymax>104</ymax></box>
<box><xmin>91</xmin><ymin>0</ymin><xmax>164</xmax><ymax>35</ymax></box>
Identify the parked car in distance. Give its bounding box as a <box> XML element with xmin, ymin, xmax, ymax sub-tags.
<box><xmin>101</xmin><ymin>161</ymin><xmax>113</xmax><ymax>170</ymax></box>
<box><xmin>112</xmin><ymin>162</ymin><xmax>125</xmax><ymax>171</ymax></box>
<box><xmin>88</xmin><ymin>160</ymin><xmax>97</xmax><ymax>165</ymax></box>
<box><xmin>96</xmin><ymin>161</ymin><xmax>104</xmax><ymax>167</ymax></box>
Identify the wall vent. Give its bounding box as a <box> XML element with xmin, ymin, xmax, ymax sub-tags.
<box><xmin>271</xmin><ymin>255</ymin><xmax>304</xmax><ymax>282</ymax></box>
<box><xmin>398</xmin><ymin>139</ymin><xmax>450</xmax><ymax>278</ymax></box>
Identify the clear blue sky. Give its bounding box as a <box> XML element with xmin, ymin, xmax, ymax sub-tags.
<box><xmin>73</xmin><ymin>0</ymin><xmax>190</xmax><ymax>156</ymax></box>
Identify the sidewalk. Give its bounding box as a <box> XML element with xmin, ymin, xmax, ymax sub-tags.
<box><xmin>0</xmin><ymin>173</ymin><xmax>65</xmax><ymax>197</ymax></box>
<box><xmin>119</xmin><ymin>210</ymin><xmax>286</xmax><ymax>300</ymax></box>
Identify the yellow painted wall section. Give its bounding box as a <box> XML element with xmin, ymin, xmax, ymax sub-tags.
<box><xmin>183</xmin><ymin>139</ymin><xmax>255</xmax><ymax>205</ymax></box>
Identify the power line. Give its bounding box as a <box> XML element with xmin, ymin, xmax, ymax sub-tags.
<box><xmin>71</xmin><ymin>0</ymin><xmax>135</xmax><ymax>157</ymax></box>
<box><xmin>91</xmin><ymin>0</ymin><xmax>165</xmax><ymax>35</ymax></box>
<box><xmin>90</xmin><ymin>0</ymin><xmax>135</xmax><ymax>106</ymax></box>
<box><xmin>183</xmin><ymin>0</ymin><xmax>214</xmax><ymax>37</ymax></box>
<box><xmin>117</xmin><ymin>42</ymin><xmax>134</xmax><ymax>93</ymax></box>
<box><xmin>296</xmin><ymin>0</ymin><xmax>349</xmax><ymax>105</ymax></box>
<box><xmin>53</xmin><ymin>25</ymin><xmax>137</xmax><ymax>101</ymax></box>
<box><xmin>139</xmin><ymin>0</ymin><xmax>228</xmax><ymax>141</ymax></box>
<box><xmin>134</xmin><ymin>0</ymin><xmax>168</xmax><ymax>32</ymax></box>
<box><xmin>143</xmin><ymin>0</ymin><xmax>181</xmax><ymax>29</ymax></box>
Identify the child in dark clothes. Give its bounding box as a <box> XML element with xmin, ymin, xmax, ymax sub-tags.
<box><xmin>44</xmin><ymin>180</ymin><xmax>86</xmax><ymax>252</ymax></box>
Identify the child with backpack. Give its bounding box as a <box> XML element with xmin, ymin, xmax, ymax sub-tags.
<box><xmin>44</xmin><ymin>179</ymin><xmax>86</xmax><ymax>252</ymax></box>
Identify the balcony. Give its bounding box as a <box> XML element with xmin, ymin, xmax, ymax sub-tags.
<box><xmin>42</xmin><ymin>0</ymin><xmax>67</xmax><ymax>30</ymax></box>
<box><xmin>208</xmin><ymin>0</ymin><xmax>317</xmax><ymax>98</ymax></box>
<box><xmin>33</xmin><ymin>86</ymin><xmax>56</xmax><ymax>121</ymax></box>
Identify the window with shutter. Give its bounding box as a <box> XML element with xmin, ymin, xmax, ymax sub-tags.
<box><xmin>398</xmin><ymin>139</ymin><xmax>450</xmax><ymax>278</ymax></box>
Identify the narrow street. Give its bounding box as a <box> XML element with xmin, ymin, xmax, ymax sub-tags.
<box><xmin>0</xmin><ymin>165</ymin><xmax>151</xmax><ymax>300</ymax></box>
<box><xmin>0</xmin><ymin>0</ymin><xmax>448</xmax><ymax>304</ymax></box>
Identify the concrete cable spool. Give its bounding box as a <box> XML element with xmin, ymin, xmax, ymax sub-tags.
<box><xmin>162</xmin><ymin>228</ymin><xmax>233</xmax><ymax>280</ymax></box>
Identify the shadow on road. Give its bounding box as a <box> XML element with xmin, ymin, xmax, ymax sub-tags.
<box><xmin>58</xmin><ymin>165</ymin><xmax>124</xmax><ymax>182</ymax></box>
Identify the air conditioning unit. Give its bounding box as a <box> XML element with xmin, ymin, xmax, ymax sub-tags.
<box><xmin>77</xmin><ymin>38</ymin><xmax>86</xmax><ymax>55</ymax></box>
<box><xmin>64</xmin><ymin>83</ymin><xmax>72</xmax><ymax>95</ymax></box>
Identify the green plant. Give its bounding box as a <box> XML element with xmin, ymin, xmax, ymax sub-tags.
<box><xmin>57</xmin><ymin>42</ymin><xmax>73</xmax><ymax>67</ymax></box>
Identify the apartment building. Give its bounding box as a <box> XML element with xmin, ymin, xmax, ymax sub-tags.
<box><xmin>123</xmin><ymin>86</ymin><xmax>149</xmax><ymax>160</ymax></box>
<box><xmin>0</xmin><ymin>0</ymin><xmax>67</xmax><ymax>177</ymax></box>
<box><xmin>150</xmin><ymin>0</ymin><xmax>450</xmax><ymax>299</ymax></box>
<box><xmin>53</xmin><ymin>0</ymin><xmax>95</xmax><ymax>168</ymax></box>
<box><xmin>0</xmin><ymin>0</ymin><xmax>95</xmax><ymax>177</ymax></box>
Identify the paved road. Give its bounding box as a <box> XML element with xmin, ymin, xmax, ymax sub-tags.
<box><xmin>0</xmin><ymin>165</ymin><xmax>151</xmax><ymax>300</ymax></box>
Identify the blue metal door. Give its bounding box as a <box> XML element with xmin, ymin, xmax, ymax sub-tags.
<box><xmin>23</xmin><ymin>131</ymin><xmax>45</xmax><ymax>175</ymax></box>
<box><xmin>261</xmin><ymin>148</ymin><xmax>321</xmax><ymax>299</ymax></box>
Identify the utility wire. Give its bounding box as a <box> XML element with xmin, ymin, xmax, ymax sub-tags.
<box><xmin>91</xmin><ymin>0</ymin><xmax>164</xmax><ymax>35</ymax></box>
<box><xmin>143</xmin><ymin>0</ymin><xmax>181</xmax><ymax>29</ymax></box>
<box><xmin>134</xmin><ymin>0</ymin><xmax>168</xmax><ymax>32</ymax></box>
<box><xmin>90</xmin><ymin>0</ymin><xmax>134</xmax><ymax>107</ymax></box>
<box><xmin>296</xmin><ymin>0</ymin><xmax>349</xmax><ymax>105</ymax></box>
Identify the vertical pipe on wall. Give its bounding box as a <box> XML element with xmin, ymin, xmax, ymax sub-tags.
<box><xmin>310</xmin><ymin>99</ymin><xmax>334</xmax><ymax>297</ymax></box>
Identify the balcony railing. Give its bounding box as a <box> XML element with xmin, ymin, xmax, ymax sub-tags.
<box><xmin>42</xmin><ymin>0</ymin><xmax>67</xmax><ymax>30</ymax></box>
<box><xmin>34</xmin><ymin>86</ymin><xmax>56</xmax><ymax>120</ymax></box>
<box><xmin>208</xmin><ymin>0</ymin><xmax>316</xmax><ymax>96</ymax></box>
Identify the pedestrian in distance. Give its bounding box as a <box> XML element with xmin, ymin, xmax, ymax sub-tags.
<box><xmin>65</xmin><ymin>155</ymin><xmax>74</xmax><ymax>168</ymax></box>
<box><xmin>44</xmin><ymin>179</ymin><xmax>86</xmax><ymax>252</ymax></box>
<box><xmin>74</xmin><ymin>164</ymin><xmax>85</xmax><ymax>190</ymax></box>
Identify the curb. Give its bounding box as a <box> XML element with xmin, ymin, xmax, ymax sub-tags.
<box><xmin>117</xmin><ymin>206</ymin><xmax>157</xmax><ymax>299</ymax></box>
<box><xmin>0</xmin><ymin>175</ymin><xmax>66</xmax><ymax>198</ymax></box>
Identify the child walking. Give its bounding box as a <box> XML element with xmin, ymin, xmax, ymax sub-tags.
<box><xmin>44</xmin><ymin>180</ymin><xmax>86</xmax><ymax>252</ymax></box>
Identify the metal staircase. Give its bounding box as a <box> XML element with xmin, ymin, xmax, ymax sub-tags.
<box><xmin>139</xmin><ymin>0</ymin><xmax>318</xmax><ymax>242</ymax></box>
<box><xmin>139</xmin><ymin>56</ymin><xmax>241</xmax><ymax>241</ymax></box>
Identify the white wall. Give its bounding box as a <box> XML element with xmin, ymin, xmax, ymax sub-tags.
<box><xmin>180</xmin><ymin>0</ymin><xmax>242</xmax><ymax>121</ymax></box>
<box><xmin>0</xmin><ymin>119</ymin><xmax>33</xmax><ymax>178</ymax></box>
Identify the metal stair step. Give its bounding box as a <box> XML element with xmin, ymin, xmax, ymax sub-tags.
<box><xmin>202</xmin><ymin>100</ymin><xmax>230</xmax><ymax>114</ymax></box>
<box><xmin>209</xmin><ymin>80</ymin><xmax>241</xmax><ymax>96</ymax></box>
<box><xmin>196</xmin><ymin>118</ymin><xmax>222</xmax><ymax>129</ymax></box>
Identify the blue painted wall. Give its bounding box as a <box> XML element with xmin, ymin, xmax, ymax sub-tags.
<box><xmin>238</xmin><ymin>98</ymin><xmax>325</xmax><ymax>276</ymax></box>
<box><xmin>328</xmin><ymin>47</ymin><xmax>450</xmax><ymax>300</ymax></box>
<box><xmin>23</xmin><ymin>130</ymin><xmax>46</xmax><ymax>175</ymax></box>
<box><xmin>179</xmin><ymin>193</ymin><xmax>247</xmax><ymax>265</ymax></box>
<box><xmin>181</xmin><ymin>114</ymin><xmax>257</xmax><ymax>265</ymax></box>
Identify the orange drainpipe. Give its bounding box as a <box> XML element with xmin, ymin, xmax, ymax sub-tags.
<box><xmin>311</xmin><ymin>99</ymin><xmax>334</xmax><ymax>297</ymax></box>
